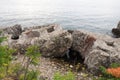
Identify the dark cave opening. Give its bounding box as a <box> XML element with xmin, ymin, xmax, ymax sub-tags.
<box><xmin>54</xmin><ymin>48</ymin><xmax>85</xmax><ymax>66</ymax></box>
<box><xmin>63</xmin><ymin>48</ymin><xmax>85</xmax><ymax>65</ymax></box>
<box><xmin>51</xmin><ymin>48</ymin><xmax>86</xmax><ymax>72</ymax></box>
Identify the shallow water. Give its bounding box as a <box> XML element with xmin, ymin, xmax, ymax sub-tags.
<box><xmin>0</xmin><ymin>0</ymin><xmax>120</xmax><ymax>34</ymax></box>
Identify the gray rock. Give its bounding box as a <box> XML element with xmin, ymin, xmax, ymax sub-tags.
<box><xmin>3</xmin><ymin>23</ymin><xmax>120</xmax><ymax>74</ymax></box>
<box><xmin>71</xmin><ymin>30</ymin><xmax>96</xmax><ymax>58</ymax></box>
<box><xmin>11</xmin><ymin>34</ymin><xmax>19</xmax><ymax>40</ymax></box>
<box><xmin>30</xmin><ymin>24</ymin><xmax>72</xmax><ymax>57</ymax></box>
<box><xmin>40</xmin><ymin>31</ymin><xmax>72</xmax><ymax>57</ymax></box>
<box><xmin>5</xmin><ymin>24</ymin><xmax>72</xmax><ymax>57</ymax></box>
<box><xmin>71</xmin><ymin>29</ymin><xmax>120</xmax><ymax>74</ymax></box>
<box><xmin>3</xmin><ymin>24</ymin><xmax>22</xmax><ymax>39</ymax></box>
<box><xmin>84</xmin><ymin>39</ymin><xmax>120</xmax><ymax>74</ymax></box>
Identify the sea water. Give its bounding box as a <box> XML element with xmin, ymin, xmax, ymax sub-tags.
<box><xmin>0</xmin><ymin>0</ymin><xmax>120</xmax><ymax>34</ymax></box>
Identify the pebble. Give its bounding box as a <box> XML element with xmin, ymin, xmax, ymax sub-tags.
<box><xmin>70</xmin><ymin>65</ymin><xmax>73</xmax><ymax>68</ymax></box>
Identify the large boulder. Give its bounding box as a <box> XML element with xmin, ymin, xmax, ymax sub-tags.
<box><xmin>112</xmin><ymin>21</ymin><xmax>120</xmax><ymax>37</ymax></box>
<box><xmin>84</xmin><ymin>37</ymin><xmax>120</xmax><ymax>73</ymax></box>
<box><xmin>4</xmin><ymin>24</ymin><xmax>72</xmax><ymax>57</ymax></box>
<box><xmin>70</xmin><ymin>29</ymin><xmax>120</xmax><ymax>74</ymax></box>
<box><xmin>33</xmin><ymin>31</ymin><xmax>72</xmax><ymax>57</ymax></box>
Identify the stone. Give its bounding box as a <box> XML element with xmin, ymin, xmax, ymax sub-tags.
<box><xmin>112</xmin><ymin>28</ymin><xmax>120</xmax><ymax>37</ymax></box>
<box><xmin>5</xmin><ymin>24</ymin><xmax>72</xmax><ymax>57</ymax></box>
<box><xmin>23</xmin><ymin>30</ymin><xmax>40</xmax><ymax>38</ymax></box>
<box><xmin>30</xmin><ymin>28</ymin><xmax>72</xmax><ymax>57</ymax></box>
<box><xmin>2</xmin><ymin>23</ymin><xmax>120</xmax><ymax>74</ymax></box>
<box><xmin>11</xmin><ymin>34</ymin><xmax>19</xmax><ymax>40</ymax></box>
<box><xmin>84</xmin><ymin>39</ymin><xmax>117</xmax><ymax>73</ymax></box>
<box><xmin>3</xmin><ymin>24</ymin><xmax>22</xmax><ymax>40</ymax></box>
<box><xmin>112</xmin><ymin>21</ymin><xmax>120</xmax><ymax>37</ymax></box>
<box><xmin>71</xmin><ymin>30</ymin><xmax>96</xmax><ymax>58</ymax></box>
<box><xmin>40</xmin><ymin>31</ymin><xmax>72</xmax><ymax>57</ymax></box>
<box><xmin>117</xmin><ymin>21</ymin><xmax>120</xmax><ymax>29</ymax></box>
<box><xmin>70</xmin><ymin>29</ymin><xmax>120</xmax><ymax>74</ymax></box>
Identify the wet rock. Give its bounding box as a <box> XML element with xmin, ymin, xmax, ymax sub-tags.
<box><xmin>112</xmin><ymin>21</ymin><xmax>120</xmax><ymax>37</ymax></box>
<box><xmin>112</xmin><ymin>28</ymin><xmax>120</xmax><ymax>37</ymax></box>
<box><xmin>117</xmin><ymin>21</ymin><xmax>120</xmax><ymax>29</ymax></box>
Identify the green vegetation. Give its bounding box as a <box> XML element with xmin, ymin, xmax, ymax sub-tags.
<box><xmin>110</xmin><ymin>63</ymin><xmax>120</xmax><ymax>68</ymax></box>
<box><xmin>20</xmin><ymin>70</ymin><xmax>40</xmax><ymax>80</ymax></box>
<box><xmin>53</xmin><ymin>71</ymin><xmax>76</xmax><ymax>80</ymax></box>
<box><xmin>0</xmin><ymin>35</ymin><xmax>15</xmax><ymax>79</ymax></box>
<box><xmin>98</xmin><ymin>63</ymin><xmax>120</xmax><ymax>80</ymax></box>
<box><xmin>0</xmin><ymin>30</ymin><xmax>7</xmax><ymax>43</ymax></box>
<box><xmin>23</xmin><ymin>45</ymin><xmax>41</xmax><ymax>80</ymax></box>
<box><xmin>0</xmin><ymin>36</ymin><xmax>41</xmax><ymax>80</ymax></box>
<box><xmin>0</xmin><ymin>45</ymin><xmax>41</xmax><ymax>80</ymax></box>
<box><xmin>0</xmin><ymin>46</ymin><xmax>16</xmax><ymax>79</ymax></box>
<box><xmin>99</xmin><ymin>66</ymin><xmax>113</xmax><ymax>80</ymax></box>
<box><xmin>0</xmin><ymin>37</ymin><xmax>6</xmax><ymax>43</ymax></box>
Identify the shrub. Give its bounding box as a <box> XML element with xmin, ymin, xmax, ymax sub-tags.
<box><xmin>107</xmin><ymin>67</ymin><xmax>120</xmax><ymax>78</ymax></box>
<box><xmin>99</xmin><ymin>63</ymin><xmax>120</xmax><ymax>80</ymax></box>
<box><xmin>106</xmin><ymin>63</ymin><xmax>120</xmax><ymax>78</ymax></box>
<box><xmin>110</xmin><ymin>63</ymin><xmax>120</xmax><ymax>68</ymax></box>
<box><xmin>0</xmin><ymin>46</ymin><xmax>16</xmax><ymax>79</ymax></box>
<box><xmin>23</xmin><ymin>45</ymin><xmax>41</xmax><ymax>80</ymax></box>
<box><xmin>0</xmin><ymin>44</ymin><xmax>41</xmax><ymax>80</ymax></box>
<box><xmin>0</xmin><ymin>32</ymin><xmax>41</xmax><ymax>80</ymax></box>
<box><xmin>20</xmin><ymin>70</ymin><xmax>40</xmax><ymax>80</ymax></box>
<box><xmin>53</xmin><ymin>71</ymin><xmax>75</xmax><ymax>80</ymax></box>
<box><xmin>0</xmin><ymin>37</ymin><xmax>6</xmax><ymax>43</ymax></box>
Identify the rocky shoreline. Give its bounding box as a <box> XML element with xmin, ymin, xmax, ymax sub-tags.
<box><xmin>0</xmin><ymin>22</ymin><xmax>120</xmax><ymax>76</ymax></box>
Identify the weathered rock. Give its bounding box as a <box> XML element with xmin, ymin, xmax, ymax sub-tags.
<box><xmin>112</xmin><ymin>21</ymin><xmax>120</xmax><ymax>37</ymax></box>
<box><xmin>41</xmin><ymin>31</ymin><xmax>72</xmax><ymax>57</ymax></box>
<box><xmin>2</xmin><ymin>23</ymin><xmax>120</xmax><ymax>74</ymax></box>
<box><xmin>11</xmin><ymin>34</ymin><xmax>19</xmax><ymax>40</ymax></box>
<box><xmin>30</xmin><ymin>24</ymin><xmax>72</xmax><ymax>57</ymax></box>
<box><xmin>71</xmin><ymin>30</ymin><xmax>96</xmax><ymax>58</ymax></box>
<box><xmin>3</xmin><ymin>24</ymin><xmax>22</xmax><ymax>39</ymax></box>
<box><xmin>32</xmin><ymin>32</ymin><xmax>72</xmax><ymax>57</ymax></box>
<box><xmin>5</xmin><ymin>24</ymin><xmax>72</xmax><ymax>57</ymax></box>
<box><xmin>70</xmin><ymin>29</ymin><xmax>120</xmax><ymax>74</ymax></box>
<box><xmin>84</xmin><ymin>38</ymin><xmax>119</xmax><ymax>71</ymax></box>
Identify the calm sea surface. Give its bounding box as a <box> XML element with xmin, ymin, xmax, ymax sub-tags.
<box><xmin>0</xmin><ymin>0</ymin><xmax>120</xmax><ymax>34</ymax></box>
